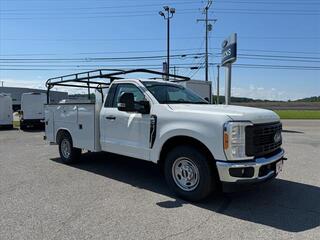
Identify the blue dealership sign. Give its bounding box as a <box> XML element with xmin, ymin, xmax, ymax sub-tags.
<box><xmin>221</xmin><ymin>33</ymin><xmax>237</xmax><ymax>66</ymax></box>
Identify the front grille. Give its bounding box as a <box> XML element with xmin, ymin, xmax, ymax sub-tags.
<box><xmin>245</xmin><ymin>122</ymin><xmax>282</xmax><ymax>157</ymax></box>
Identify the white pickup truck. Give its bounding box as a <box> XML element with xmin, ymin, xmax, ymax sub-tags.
<box><xmin>44</xmin><ymin>69</ymin><xmax>285</xmax><ymax>201</ymax></box>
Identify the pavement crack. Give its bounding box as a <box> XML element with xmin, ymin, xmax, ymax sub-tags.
<box><xmin>158</xmin><ymin>198</ymin><xmax>232</xmax><ymax>240</ymax></box>
<box><xmin>50</xmin><ymin>195</ymin><xmax>102</xmax><ymax>240</ymax></box>
<box><xmin>158</xmin><ymin>213</ymin><xmax>213</xmax><ymax>240</ymax></box>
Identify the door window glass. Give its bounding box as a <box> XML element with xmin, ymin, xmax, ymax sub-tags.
<box><xmin>113</xmin><ymin>84</ymin><xmax>145</xmax><ymax>107</ymax></box>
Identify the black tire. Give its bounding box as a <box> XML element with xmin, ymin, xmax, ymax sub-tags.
<box><xmin>20</xmin><ymin>121</ymin><xmax>26</xmax><ymax>130</ymax></box>
<box><xmin>58</xmin><ymin>132</ymin><xmax>81</xmax><ymax>164</ymax></box>
<box><xmin>164</xmin><ymin>145</ymin><xmax>216</xmax><ymax>202</ymax></box>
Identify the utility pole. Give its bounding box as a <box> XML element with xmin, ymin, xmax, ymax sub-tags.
<box><xmin>159</xmin><ymin>6</ymin><xmax>175</xmax><ymax>80</ymax></box>
<box><xmin>173</xmin><ymin>66</ymin><xmax>177</xmax><ymax>79</ymax></box>
<box><xmin>197</xmin><ymin>0</ymin><xmax>216</xmax><ymax>82</ymax></box>
<box><xmin>216</xmin><ymin>64</ymin><xmax>220</xmax><ymax>104</ymax></box>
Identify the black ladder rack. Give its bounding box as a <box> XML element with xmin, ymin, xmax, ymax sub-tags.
<box><xmin>45</xmin><ymin>68</ymin><xmax>191</xmax><ymax>103</ymax></box>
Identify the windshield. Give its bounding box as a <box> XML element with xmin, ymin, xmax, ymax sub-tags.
<box><xmin>143</xmin><ymin>81</ymin><xmax>208</xmax><ymax>104</ymax></box>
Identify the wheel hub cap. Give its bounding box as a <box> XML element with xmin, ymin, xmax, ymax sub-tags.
<box><xmin>172</xmin><ymin>158</ymin><xmax>200</xmax><ymax>191</ymax></box>
<box><xmin>61</xmin><ymin>139</ymin><xmax>71</xmax><ymax>158</ymax></box>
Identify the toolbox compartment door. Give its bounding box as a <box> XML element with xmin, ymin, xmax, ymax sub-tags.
<box><xmin>44</xmin><ymin>107</ymin><xmax>54</xmax><ymax>142</ymax></box>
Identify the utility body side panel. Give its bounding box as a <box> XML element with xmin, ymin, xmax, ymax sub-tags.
<box><xmin>45</xmin><ymin>103</ymin><xmax>100</xmax><ymax>151</ymax></box>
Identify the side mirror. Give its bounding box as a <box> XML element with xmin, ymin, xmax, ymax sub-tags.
<box><xmin>137</xmin><ymin>100</ymin><xmax>150</xmax><ymax>114</ymax></box>
<box><xmin>117</xmin><ymin>92</ymin><xmax>150</xmax><ymax>114</ymax></box>
<box><xmin>117</xmin><ymin>92</ymin><xmax>135</xmax><ymax>112</ymax></box>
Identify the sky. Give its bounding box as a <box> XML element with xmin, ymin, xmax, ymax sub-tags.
<box><xmin>0</xmin><ymin>0</ymin><xmax>319</xmax><ymax>100</ymax></box>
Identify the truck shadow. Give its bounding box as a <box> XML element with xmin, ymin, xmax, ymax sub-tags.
<box><xmin>0</xmin><ymin>127</ymin><xmax>18</xmax><ymax>131</ymax></box>
<box><xmin>20</xmin><ymin>129</ymin><xmax>44</xmax><ymax>133</ymax></box>
<box><xmin>51</xmin><ymin>152</ymin><xmax>320</xmax><ymax>233</ymax></box>
<box><xmin>282</xmin><ymin>129</ymin><xmax>304</xmax><ymax>134</ymax></box>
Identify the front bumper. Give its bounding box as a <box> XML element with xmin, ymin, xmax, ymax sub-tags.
<box><xmin>216</xmin><ymin>149</ymin><xmax>285</xmax><ymax>192</ymax></box>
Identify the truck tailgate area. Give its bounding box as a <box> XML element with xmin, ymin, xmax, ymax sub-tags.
<box><xmin>45</xmin><ymin>103</ymin><xmax>100</xmax><ymax>151</ymax></box>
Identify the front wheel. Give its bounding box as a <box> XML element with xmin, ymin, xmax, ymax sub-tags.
<box><xmin>58</xmin><ymin>133</ymin><xmax>81</xmax><ymax>164</ymax></box>
<box><xmin>164</xmin><ymin>145</ymin><xmax>216</xmax><ymax>201</ymax></box>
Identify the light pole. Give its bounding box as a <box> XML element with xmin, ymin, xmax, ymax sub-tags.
<box><xmin>159</xmin><ymin>6</ymin><xmax>175</xmax><ymax>80</ymax></box>
<box><xmin>217</xmin><ymin>64</ymin><xmax>220</xmax><ymax>104</ymax></box>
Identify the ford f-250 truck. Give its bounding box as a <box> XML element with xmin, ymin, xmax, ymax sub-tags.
<box><xmin>44</xmin><ymin>69</ymin><xmax>285</xmax><ymax>201</ymax></box>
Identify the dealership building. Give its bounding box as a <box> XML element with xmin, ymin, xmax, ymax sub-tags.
<box><xmin>0</xmin><ymin>87</ymin><xmax>68</xmax><ymax>111</ymax></box>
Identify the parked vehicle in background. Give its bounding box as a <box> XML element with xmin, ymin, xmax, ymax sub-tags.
<box><xmin>20</xmin><ymin>92</ymin><xmax>47</xmax><ymax>130</ymax></box>
<box><xmin>0</xmin><ymin>93</ymin><xmax>13</xmax><ymax>129</ymax></box>
<box><xmin>44</xmin><ymin>69</ymin><xmax>286</xmax><ymax>201</ymax></box>
<box><xmin>180</xmin><ymin>80</ymin><xmax>212</xmax><ymax>102</ymax></box>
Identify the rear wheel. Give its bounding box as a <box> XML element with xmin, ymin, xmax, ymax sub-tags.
<box><xmin>164</xmin><ymin>145</ymin><xmax>216</xmax><ymax>201</ymax></box>
<box><xmin>58</xmin><ymin>132</ymin><xmax>81</xmax><ymax>164</ymax></box>
<box><xmin>20</xmin><ymin>121</ymin><xmax>26</xmax><ymax>130</ymax></box>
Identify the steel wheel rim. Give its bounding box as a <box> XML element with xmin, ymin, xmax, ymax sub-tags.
<box><xmin>172</xmin><ymin>157</ymin><xmax>200</xmax><ymax>191</ymax></box>
<box><xmin>61</xmin><ymin>139</ymin><xmax>71</xmax><ymax>159</ymax></box>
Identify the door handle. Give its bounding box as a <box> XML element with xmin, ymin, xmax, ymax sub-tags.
<box><xmin>106</xmin><ymin>115</ymin><xmax>116</xmax><ymax>120</ymax></box>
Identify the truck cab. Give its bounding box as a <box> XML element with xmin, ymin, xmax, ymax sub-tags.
<box><xmin>44</xmin><ymin>69</ymin><xmax>285</xmax><ymax>201</ymax></box>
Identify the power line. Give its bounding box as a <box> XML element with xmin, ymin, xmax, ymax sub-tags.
<box><xmin>186</xmin><ymin>39</ymin><xmax>206</xmax><ymax>77</ymax></box>
<box><xmin>189</xmin><ymin>57</ymin><xmax>207</xmax><ymax>78</ymax></box>
<box><xmin>0</xmin><ymin>49</ymin><xmax>202</xmax><ymax>57</ymax></box>
<box><xmin>232</xmin><ymin>64</ymin><xmax>320</xmax><ymax>70</ymax></box>
<box><xmin>214</xmin><ymin>53</ymin><xmax>320</xmax><ymax>61</ymax></box>
<box><xmin>0</xmin><ymin>1</ymin><xmax>202</xmax><ymax>11</ymax></box>
<box><xmin>1</xmin><ymin>11</ymin><xmax>318</xmax><ymax>20</ymax></box>
<box><xmin>1</xmin><ymin>0</ymin><xmax>319</xmax><ymax>9</ymax></box>
<box><xmin>1</xmin><ymin>7</ymin><xmax>319</xmax><ymax>20</ymax></box>
<box><xmin>238</xmin><ymin>56</ymin><xmax>320</xmax><ymax>63</ymax></box>
<box><xmin>2</xmin><ymin>7</ymin><xmax>318</xmax><ymax>14</ymax></box>
<box><xmin>1</xmin><ymin>47</ymin><xmax>319</xmax><ymax>57</ymax></box>
<box><xmin>1</xmin><ymin>63</ymin><xmax>319</xmax><ymax>71</ymax></box>
<box><xmin>2</xmin><ymin>52</ymin><xmax>319</xmax><ymax>63</ymax></box>
<box><xmin>234</xmin><ymin>48</ymin><xmax>320</xmax><ymax>55</ymax></box>
<box><xmin>0</xmin><ymin>53</ymin><xmax>206</xmax><ymax>61</ymax></box>
<box><xmin>1</xmin><ymin>36</ymin><xmax>319</xmax><ymax>42</ymax></box>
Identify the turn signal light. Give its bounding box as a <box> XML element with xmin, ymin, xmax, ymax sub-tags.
<box><xmin>224</xmin><ymin>132</ymin><xmax>229</xmax><ymax>149</ymax></box>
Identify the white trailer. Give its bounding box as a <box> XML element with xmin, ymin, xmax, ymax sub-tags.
<box><xmin>180</xmin><ymin>80</ymin><xmax>212</xmax><ymax>102</ymax></box>
<box><xmin>20</xmin><ymin>92</ymin><xmax>47</xmax><ymax>129</ymax></box>
<box><xmin>0</xmin><ymin>93</ymin><xmax>13</xmax><ymax>128</ymax></box>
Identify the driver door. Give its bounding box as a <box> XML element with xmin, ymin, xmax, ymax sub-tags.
<box><xmin>100</xmin><ymin>83</ymin><xmax>151</xmax><ymax>160</ymax></box>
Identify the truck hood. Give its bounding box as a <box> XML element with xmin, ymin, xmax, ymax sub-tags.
<box><xmin>168</xmin><ymin>104</ymin><xmax>280</xmax><ymax>124</ymax></box>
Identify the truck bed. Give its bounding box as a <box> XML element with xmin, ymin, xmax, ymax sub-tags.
<box><xmin>45</xmin><ymin>102</ymin><xmax>101</xmax><ymax>152</ymax></box>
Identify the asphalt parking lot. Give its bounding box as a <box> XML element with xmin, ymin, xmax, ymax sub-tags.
<box><xmin>0</xmin><ymin>120</ymin><xmax>319</xmax><ymax>240</ymax></box>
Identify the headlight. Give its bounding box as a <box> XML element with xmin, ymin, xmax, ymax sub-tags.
<box><xmin>223</xmin><ymin>121</ymin><xmax>254</xmax><ymax>161</ymax></box>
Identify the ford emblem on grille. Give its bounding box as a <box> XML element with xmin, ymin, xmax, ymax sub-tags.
<box><xmin>274</xmin><ymin>131</ymin><xmax>282</xmax><ymax>143</ymax></box>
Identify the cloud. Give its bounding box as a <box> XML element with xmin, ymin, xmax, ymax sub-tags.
<box><xmin>219</xmin><ymin>85</ymin><xmax>291</xmax><ymax>101</ymax></box>
<box><xmin>232</xmin><ymin>86</ymin><xmax>289</xmax><ymax>101</ymax></box>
